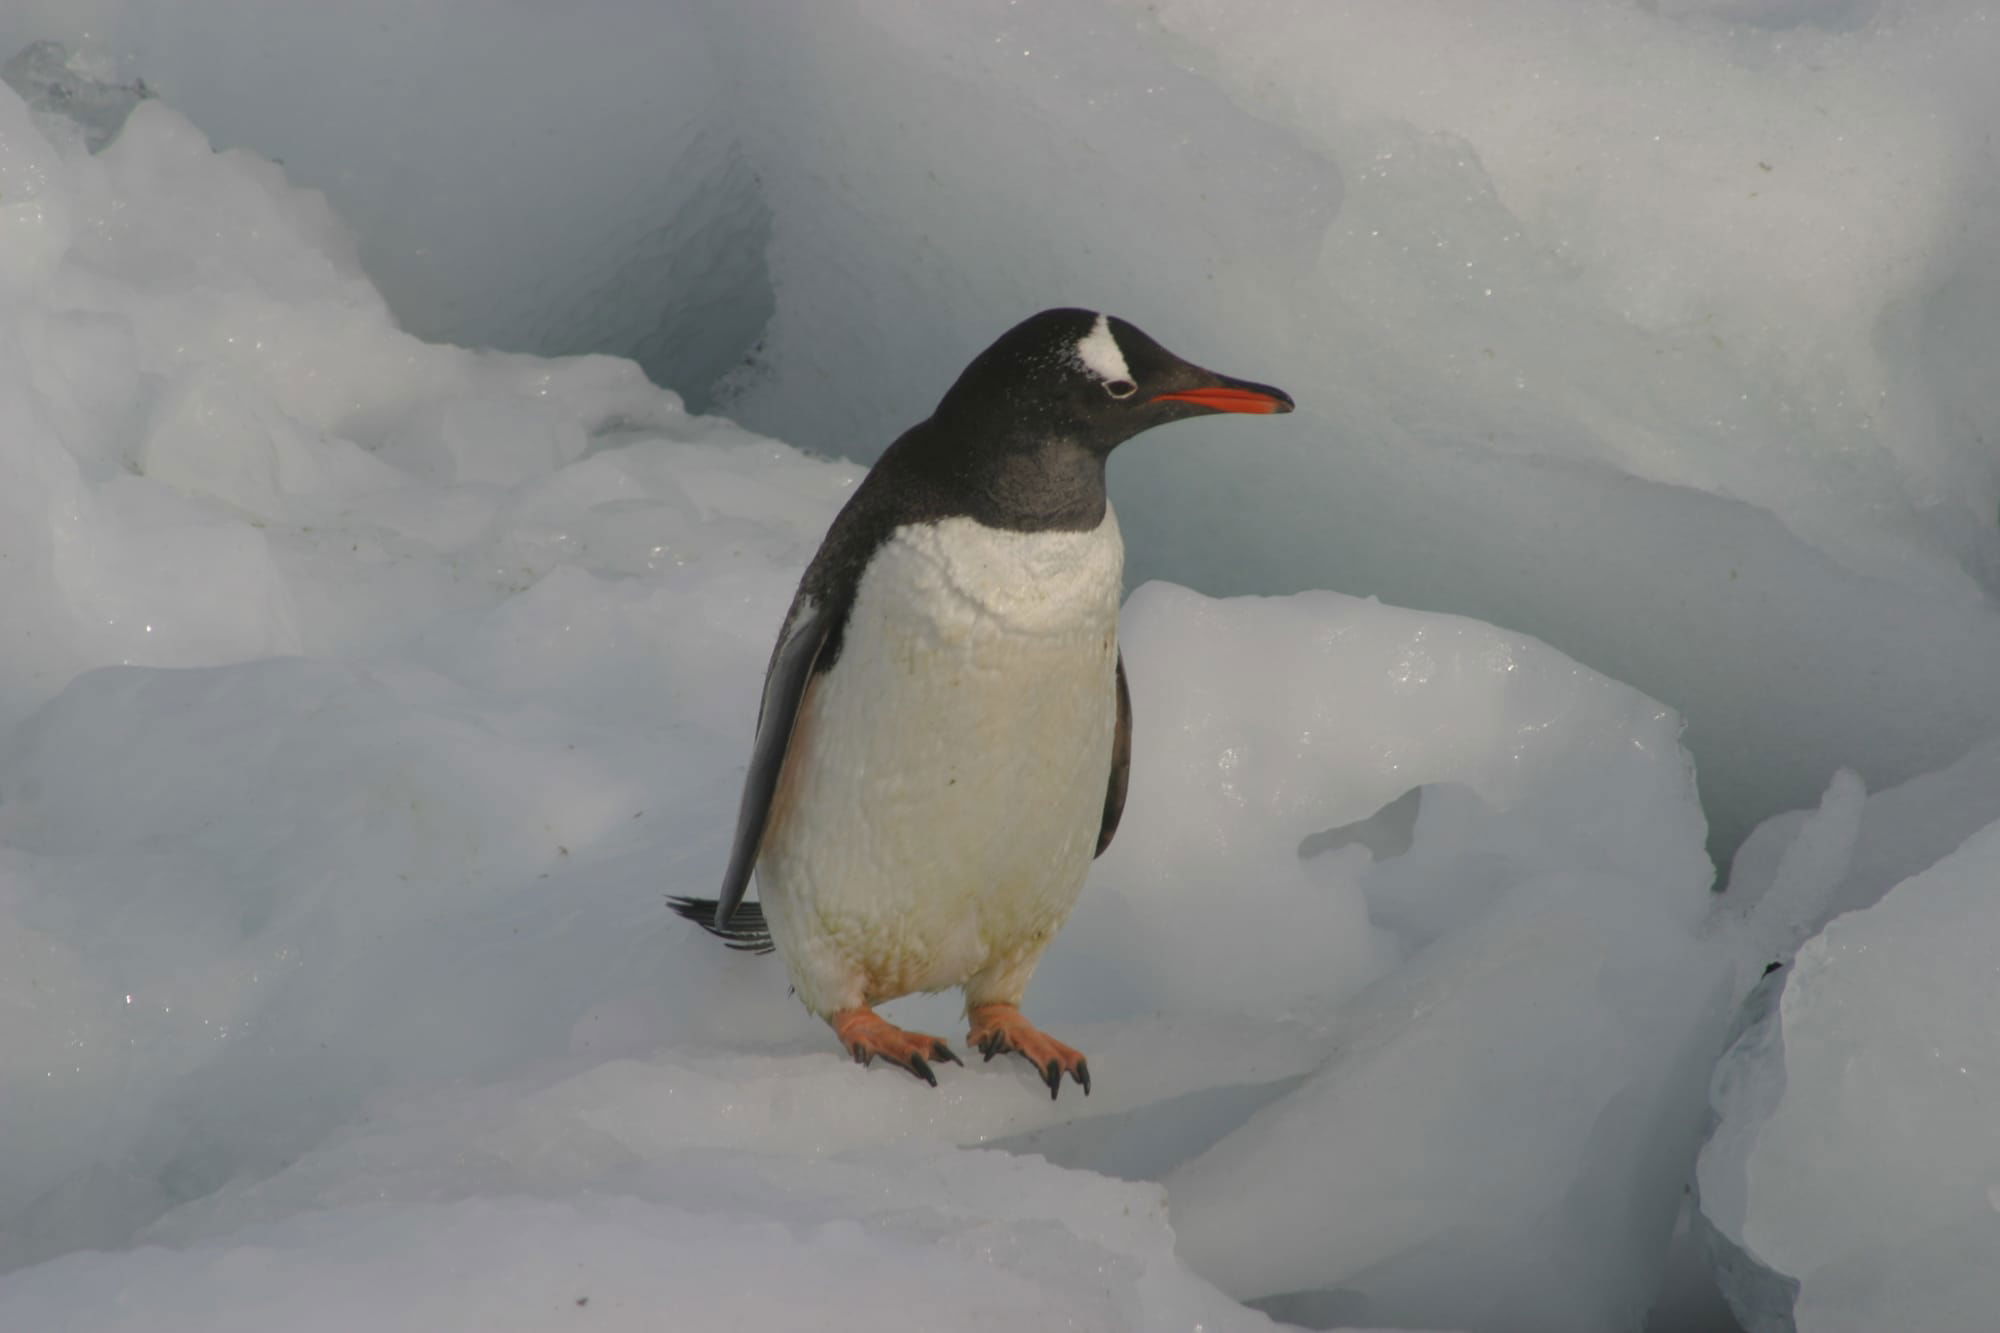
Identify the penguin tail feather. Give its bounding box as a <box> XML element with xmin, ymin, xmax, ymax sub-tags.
<box><xmin>667</xmin><ymin>895</ymin><xmax>776</xmax><ymax>954</ymax></box>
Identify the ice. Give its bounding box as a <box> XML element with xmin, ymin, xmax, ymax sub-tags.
<box><xmin>3</xmin><ymin>3</ymin><xmax>1996</xmax><ymax>1327</ymax></box>
<box><xmin>1697</xmin><ymin>820</ymin><xmax>2000</xmax><ymax>1332</ymax></box>
<box><xmin>0</xmin><ymin>1156</ymin><xmax>1275</xmax><ymax>1333</ymax></box>
<box><xmin>2</xmin><ymin>41</ymin><xmax>149</xmax><ymax>161</ymax></box>
<box><xmin>0</xmin><ymin>66</ymin><xmax>1745</xmax><ymax>1328</ymax></box>
<box><xmin>1726</xmin><ymin>735</ymin><xmax>2000</xmax><ymax>953</ymax></box>
<box><xmin>1036</xmin><ymin>587</ymin><xmax>1728</xmax><ymax>1330</ymax></box>
<box><xmin>0</xmin><ymin>85</ymin><xmax>715</xmax><ymax>727</ymax></box>
<box><xmin>0</xmin><ymin>7</ymin><xmax>769</xmax><ymax>404</ymax></box>
<box><xmin>1049</xmin><ymin>582</ymin><xmax>1711</xmax><ymax>1023</ymax></box>
<box><xmin>0</xmin><ymin>72</ymin><xmax>70</xmax><ymax>287</ymax></box>
<box><xmin>1717</xmin><ymin>768</ymin><xmax>1868</xmax><ymax>969</ymax></box>
<box><xmin>1166</xmin><ymin>828</ymin><xmax>1728</xmax><ymax>1332</ymax></box>
<box><xmin>1695</xmin><ymin>728</ymin><xmax>2000</xmax><ymax>1332</ymax></box>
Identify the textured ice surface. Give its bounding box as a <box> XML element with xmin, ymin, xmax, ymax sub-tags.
<box><xmin>1698</xmin><ymin>732</ymin><xmax>2000</xmax><ymax>1332</ymax></box>
<box><xmin>1163</xmin><ymin>776</ymin><xmax>1727</xmax><ymax>1332</ymax></box>
<box><xmin>1726</xmin><ymin>734</ymin><xmax>2000</xmax><ymax>955</ymax></box>
<box><xmin>1698</xmin><ymin>820</ymin><xmax>2000</xmax><ymax>1333</ymax></box>
<box><xmin>0</xmin><ymin>1154</ymin><xmax>1279</xmax><ymax>1333</ymax></box>
<box><xmin>1058</xmin><ymin>582</ymin><xmax>1711</xmax><ymax>1021</ymax></box>
<box><xmin>1</xmin><ymin>41</ymin><xmax>150</xmax><ymax>152</ymax></box>
<box><xmin>0</xmin><ymin>76</ymin><xmax>1737</xmax><ymax>1331</ymax></box>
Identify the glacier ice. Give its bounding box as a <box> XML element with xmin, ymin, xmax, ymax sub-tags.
<box><xmin>1698</xmin><ymin>818</ymin><xmax>2000</xmax><ymax>1332</ymax></box>
<box><xmin>6</xmin><ymin>2</ymin><xmax>2000</xmax><ymax>1327</ymax></box>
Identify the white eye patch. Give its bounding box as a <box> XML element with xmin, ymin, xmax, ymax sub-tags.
<box><xmin>1073</xmin><ymin>314</ymin><xmax>1132</xmax><ymax>386</ymax></box>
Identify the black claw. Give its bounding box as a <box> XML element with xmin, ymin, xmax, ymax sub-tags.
<box><xmin>850</xmin><ymin>1044</ymin><xmax>872</xmax><ymax>1067</ymax></box>
<box><xmin>931</xmin><ymin>1041</ymin><xmax>963</xmax><ymax>1067</ymax></box>
<box><xmin>907</xmin><ymin>1053</ymin><xmax>938</xmax><ymax>1087</ymax></box>
<box><xmin>1044</xmin><ymin>1059</ymin><xmax>1063</xmax><ymax>1099</ymax></box>
<box><xmin>1075</xmin><ymin>1060</ymin><xmax>1090</xmax><ymax>1096</ymax></box>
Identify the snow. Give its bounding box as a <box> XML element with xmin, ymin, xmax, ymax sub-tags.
<box><xmin>0</xmin><ymin>3</ymin><xmax>1996</xmax><ymax>1330</ymax></box>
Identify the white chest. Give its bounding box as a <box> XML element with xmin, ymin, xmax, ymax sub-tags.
<box><xmin>758</xmin><ymin>508</ymin><xmax>1125</xmax><ymax>1014</ymax></box>
<box><xmin>873</xmin><ymin>508</ymin><xmax>1128</xmax><ymax>639</ymax></box>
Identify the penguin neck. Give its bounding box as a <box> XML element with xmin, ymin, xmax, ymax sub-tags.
<box><xmin>978</xmin><ymin>436</ymin><xmax>1108</xmax><ymax>531</ymax></box>
<box><xmin>933</xmin><ymin>429</ymin><xmax>1109</xmax><ymax>533</ymax></box>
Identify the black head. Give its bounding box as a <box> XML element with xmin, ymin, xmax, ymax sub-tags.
<box><xmin>930</xmin><ymin>308</ymin><xmax>1294</xmax><ymax>456</ymax></box>
<box><xmin>785</xmin><ymin>309</ymin><xmax>1292</xmax><ymax>668</ymax></box>
<box><xmin>855</xmin><ymin>308</ymin><xmax>1293</xmax><ymax>534</ymax></box>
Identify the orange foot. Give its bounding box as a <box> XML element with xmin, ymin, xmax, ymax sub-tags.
<box><xmin>829</xmin><ymin>1008</ymin><xmax>962</xmax><ymax>1087</ymax></box>
<box><xmin>966</xmin><ymin>1002</ymin><xmax>1090</xmax><ymax>1099</ymax></box>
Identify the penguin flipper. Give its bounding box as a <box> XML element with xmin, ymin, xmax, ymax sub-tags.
<box><xmin>1095</xmin><ymin>651</ymin><xmax>1131</xmax><ymax>857</ymax></box>
<box><xmin>714</xmin><ymin>597</ymin><xmax>831</xmax><ymax>928</ymax></box>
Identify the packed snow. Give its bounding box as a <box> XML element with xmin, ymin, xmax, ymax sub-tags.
<box><xmin>1</xmin><ymin>2</ymin><xmax>1997</xmax><ymax>1331</ymax></box>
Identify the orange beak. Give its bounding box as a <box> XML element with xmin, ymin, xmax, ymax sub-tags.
<box><xmin>1151</xmin><ymin>384</ymin><xmax>1294</xmax><ymax>414</ymax></box>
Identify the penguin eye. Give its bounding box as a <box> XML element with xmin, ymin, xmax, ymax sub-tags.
<box><xmin>1104</xmin><ymin>379</ymin><xmax>1137</xmax><ymax>400</ymax></box>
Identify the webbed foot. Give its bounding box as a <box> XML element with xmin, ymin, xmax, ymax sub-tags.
<box><xmin>829</xmin><ymin>1009</ymin><xmax>962</xmax><ymax>1086</ymax></box>
<box><xmin>966</xmin><ymin>1002</ymin><xmax>1090</xmax><ymax>1099</ymax></box>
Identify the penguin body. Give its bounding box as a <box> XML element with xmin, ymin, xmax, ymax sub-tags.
<box><xmin>671</xmin><ymin>309</ymin><xmax>1292</xmax><ymax>1095</ymax></box>
<box><xmin>760</xmin><ymin>505</ymin><xmax>1124</xmax><ymax>1017</ymax></box>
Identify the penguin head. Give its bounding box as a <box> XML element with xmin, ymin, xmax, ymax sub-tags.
<box><xmin>932</xmin><ymin>308</ymin><xmax>1294</xmax><ymax>456</ymax></box>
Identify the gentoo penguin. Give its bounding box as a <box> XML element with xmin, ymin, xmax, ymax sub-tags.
<box><xmin>671</xmin><ymin>309</ymin><xmax>1292</xmax><ymax>1096</ymax></box>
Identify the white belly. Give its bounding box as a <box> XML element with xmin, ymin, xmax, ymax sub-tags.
<box><xmin>759</xmin><ymin>507</ymin><xmax>1124</xmax><ymax>1016</ymax></box>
